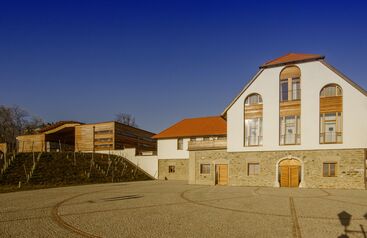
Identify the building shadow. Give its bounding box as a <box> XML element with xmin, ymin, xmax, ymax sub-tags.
<box><xmin>337</xmin><ymin>211</ymin><xmax>367</xmax><ymax>238</ymax></box>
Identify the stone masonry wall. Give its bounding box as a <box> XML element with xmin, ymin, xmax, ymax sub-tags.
<box><xmin>190</xmin><ymin>149</ymin><xmax>366</xmax><ymax>189</ymax></box>
<box><xmin>158</xmin><ymin>159</ymin><xmax>188</xmax><ymax>181</ymax></box>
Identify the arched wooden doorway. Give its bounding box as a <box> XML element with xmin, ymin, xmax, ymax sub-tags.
<box><xmin>279</xmin><ymin>159</ymin><xmax>301</xmax><ymax>187</ymax></box>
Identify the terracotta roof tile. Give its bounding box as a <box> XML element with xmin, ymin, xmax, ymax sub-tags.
<box><xmin>152</xmin><ymin>116</ymin><xmax>226</xmax><ymax>139</ymax></box>
<box><xmin>260</xmin><ymin>53</ymin><xmax>324</xmax><ymax>68</ymax></box>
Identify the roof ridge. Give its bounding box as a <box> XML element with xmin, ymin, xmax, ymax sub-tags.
<box><xmin>260</xmin><ymin>53</ymin><xmax>324</xmax><ymax>68</ymax></box>
<box><xmin>182</xmin><ymin>115</ymin><xmax>223</xmax><ymax>120</ymax></box>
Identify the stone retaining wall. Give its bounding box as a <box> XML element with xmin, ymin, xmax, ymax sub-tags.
<box><xmin>158</xmin><ymin>159</ymin><xmax>188</xmax><ymax>180</ymax></box>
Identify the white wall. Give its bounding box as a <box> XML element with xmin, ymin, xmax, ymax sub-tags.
<box><xmin>96</xmin><ymin>149</ymin><xmax>158</xmax><ymax>179</ymax></box>
<box><xmin>227</xmin><ymin>61</ymin><xmax>367</xmax><ymax>152</ymax></box>
<box><xmin>157</xmin><ymin>138</ymin><xmax>190</xmax><ymax>159</ymax></box>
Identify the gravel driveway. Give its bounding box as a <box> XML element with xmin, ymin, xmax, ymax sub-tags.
<box><xmin>0</xmin><ymin>180</ymin><xmax>366</xmax><ymax>238</ymax></box>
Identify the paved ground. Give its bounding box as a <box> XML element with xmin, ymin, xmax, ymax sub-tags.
<box><xmin>0</xmin><ymin>181</ymin><xmax>366</xmax><ymax>238</ymax></box>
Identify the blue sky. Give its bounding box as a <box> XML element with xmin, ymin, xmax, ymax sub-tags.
<box><xmin>1</xmin><ymin>0</ymin><xmax>366</xmax><ymax>132</ymax></box>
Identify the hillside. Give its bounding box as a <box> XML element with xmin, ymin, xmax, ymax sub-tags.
<box><xmin>0</xmin><ymin>152</ymin><xmax>152</xmax><ymax>193</ymax></box>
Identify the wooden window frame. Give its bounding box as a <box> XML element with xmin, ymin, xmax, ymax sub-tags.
<box><xmin>244</xmin><ymin>118</ymin><xmax>263</xmax><ymax>147</ymax></box>
<box><xmin>200</xmin><ymin>164</ymin><xmax>210</xmax><ymax>174</ymax></box>
<box><xmin>279</xmin><ymin>115</ymin><xmax>301</xmax><ymax>145</ymax></box>
<box><xmin>248</xmin><ymin>163</ymin><xmax>260</xmax><ymax>176</ymax></box>
<box><xmin>245</xmin><ymin>94</ymin><xmax>263</xmax><ymax>105</ymax></box>
<box><xmin>322</xmin><ymin>162</ymin><xmax>337</xmax><ymax>177</ymax></box>
<box><xmin>168</xmin><ymin>165</ymin><xmax>175</xmax><ymax>173</ymax></box>
<box><xmin>280</xmin><ymin>77</ymin><xmax>301</xmax><ymax>102</ymax></box>
<box><xmin>320</xmin><ymin>84</ymin><xmax>342</xmax><ymax>98</ymax></box>
<box><xmin>319</xmin><ymin>112</ymin><xmax>343</xmax><ymax>144</ymax></box>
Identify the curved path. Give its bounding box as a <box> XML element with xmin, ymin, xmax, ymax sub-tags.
<box><xmin>0</xmin><ymin>181</ymin><xmax>366</xmax><ymax>238</ymax></box>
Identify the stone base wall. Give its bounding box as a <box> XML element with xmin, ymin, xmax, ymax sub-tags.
<box><xmin>189</xmin><ymin>149</ymin><xmax>366</xmax><ymax>189</ymax></box>
<box><xmin>158</xmin><ymin>159</ymin><xmax>188</xmax><ymax>181</ymax></box>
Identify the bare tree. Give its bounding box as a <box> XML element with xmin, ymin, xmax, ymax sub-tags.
<box><xmin>115</xmin><ymin>113</ymin><xmax>138</xmax><ymax>127</ymax></box>
<box><xmin>23</xmin><ymin>116</ymin><xmax>45</xmax><ymax>134</ymax></box>
<box><xmin>0</xmin><ymin>105</ymin><xmax>45</xmax><ymax>150</ymax></box>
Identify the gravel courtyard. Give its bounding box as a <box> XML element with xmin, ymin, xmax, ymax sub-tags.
<box><xmin>0</xmin><ymin>180</ymin><xmax>366</xmax><ymax>238</ymax></box>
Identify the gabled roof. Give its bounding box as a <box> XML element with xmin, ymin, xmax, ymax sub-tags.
<box><xmin>222</xmin><ymin>53</ymin><xmax>367</xmax><ymax>116</ymax></box>
<box><xmin>260</xmin><ymin>53</ymin><xmax>324</xmax><ymax>68</ymax></box>
<box><xmin>152</xmin><ymin>116</ymin><xmax>227</xmax><ymax>139</ymax></box>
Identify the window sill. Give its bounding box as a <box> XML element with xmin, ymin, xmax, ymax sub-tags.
<box><xmin>320</xmin><ymin>142</ymin><xmax>343</xmax><ymax>145</ymax></box>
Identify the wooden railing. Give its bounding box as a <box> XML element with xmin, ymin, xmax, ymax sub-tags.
<box><xmin>188</xmin><ymin>139</ymin><xmax>227</xmax><ymax>151</ymax></box>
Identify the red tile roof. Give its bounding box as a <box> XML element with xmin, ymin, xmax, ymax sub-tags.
<box><xmin>152</xmin><ymin>116</ymin><xmax>227</xmax><ymax>139</ymax></box>
<box><xmin>260</xmin><ymin>53</ymin><xmax>324</xmax><ymax>68</ymax></box>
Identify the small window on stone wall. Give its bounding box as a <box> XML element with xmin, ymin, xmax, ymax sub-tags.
<box><xmin>248</xmin><ymin>163</ymin><xmax>260</xmax><ymax>175</ymax></box>
<box><xmin>200</xmin><ymin>164</ymin><xmax>210</xmax><ymax>174</ymax></box>
<box><xmin>323</xmin><ymin>162</ymin><xmax>336</xmax><ymax>177</ymax></box>
<box><xmin>168</xmin><ymin>165</ymin><xmax>175</xmax><ymax>173</ymax></box>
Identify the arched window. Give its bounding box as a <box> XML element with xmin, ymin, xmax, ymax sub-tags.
<box><xmin>320</xmin><ymin>84</ymin><xmax>343</xmax><ymax>144</ymax></box>
<box><xmin>245</xmin><ymin>94</ymin><xmax>262</xmax><ymax>105</ymax></box>
<box><xmin>244</xmin><ymin>93</ymin><xmax>263</xmax><ymax>146</ymax></box>
<box><xmin>279</xmin><ymin>66</ymin><xmax>301</xmax><ymax>102</ymax></box>
<box><xmin>279</xmin><ymin>66</ymin><xmax>301</xmax><ymax>145</ymax></box>
<box><xmin>320</xmin><ymin>84</ymin><xmax>342</xmax><ymax>97</ymax></box>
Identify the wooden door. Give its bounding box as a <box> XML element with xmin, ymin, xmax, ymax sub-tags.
<box><xmin>216</xmin><ymin>164</ymin><xmax>228</xmax><ymax>185</ymax></box>
<box><xmin>289</xmin><ymin>166</ymin><xmax>299</xmax><ymax>187</ymax></box>
<box><xmin>280</xmin><ymin>165</ymin><xmax>299</xmax><ymax>187</ymax></box>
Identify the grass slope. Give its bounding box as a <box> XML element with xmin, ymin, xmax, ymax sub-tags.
<box><xmin>0</xmin><ymin>152</ymin><xmax>151</xmax><ymax>193</ymax></box>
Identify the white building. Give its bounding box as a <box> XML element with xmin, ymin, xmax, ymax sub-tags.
<box><xmin>155</xmin><ymin>53</ymin><xmax>367</xmax><ymax>189</ymax></box>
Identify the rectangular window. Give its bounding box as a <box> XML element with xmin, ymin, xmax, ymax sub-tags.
<box><xmin>248</xmin><ymin>163</ymin><xmax>260</xmax><ymax>175</ymax></box>
<box><xmin>320</xmin><ymin>113</ymin><xmax>342</xmax><ymax>144</ymax></box>
<box><xmin>177</xmin><ymin>138</ymin><xmax>183</xmax><ymax>150</ymax></box>
<box><xmin>323</xmin><ymin>162</ymin><xmax>336</xmax><ymax>177</ymax></box>
<box><xmin>200</xmin><ymin>164</ymin><xmax>210</xmax><ymax>174</ymax></box>
<box><xmin>280</xmin><ymin>78</ymin><xmax>301</xmax><ymax>102</ymax></box>
<box><xmin>280</xmin><ymin>80</ymin><xmax>288</xmax><ymax>102</ymax></box>
<box><xmin>244</xmin><ymin>118</ymin><xmax>262</xmax><ymax>146</ymax></box>
<box><xmin>292</xmin><ymin>79</ymin><xmax>301</xmax><ymax>100</ymax></box>
<box><xmin>280</xmin><ymin>116</ymin><xmax>300</xmax><ymax>145</ymax></box>
<box><xmin>168</xmin><ymin>165</ymin><xmax>175</xmax><ymax>173</ymax></box>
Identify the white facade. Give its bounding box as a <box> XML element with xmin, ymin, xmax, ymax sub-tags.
<box><xmin>97</xmin><ymin>149</ymin><xmax>159</xmax><ymax>178</ymax></box>
<box><xmin>157</xmin><ymin>138</ymin><xmax>190</xmax><ymax>159</ymax></box>
<box><xmin>226</xmin><ymin>61</ymin><xmax>367</xmax><ymax>152</ymax></box>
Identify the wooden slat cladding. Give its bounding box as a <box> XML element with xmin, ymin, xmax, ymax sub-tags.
<box><xmin>280</xmin><ymin>66</ymin><xmax>301</xmax><ymax>79</ymax></box>
<box><xmin>75</xmin><ymin>125</ymin><xmax>94</xmax><ymax>151</ymax></box>
<box><xmin>244</xmin><ymin>104</ymin><xmax>263</xmax><ymax>118</ymax></box>
<box><xmin>75</xmin><ymin>122</ymin><xmax>115</xmax><ymax>152</ymax></box>
<box><xmin>115</xmin><ymin>122</ymin><xmax>156</xmax><ymax>152</ymax></box>
<box><xmin>17</xmin><ymin>134</ymin><xmax>45</xmax><ymax>152</ymax></box>
<box><xmin>320</xmin><ymin>96</ymin><xmax>342</xmax><ymax>113</ymax></box>
<box><xmin>280</xmin><ymin>101</ymin><xmax>301</xmax><ymax>116</ymax></box>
